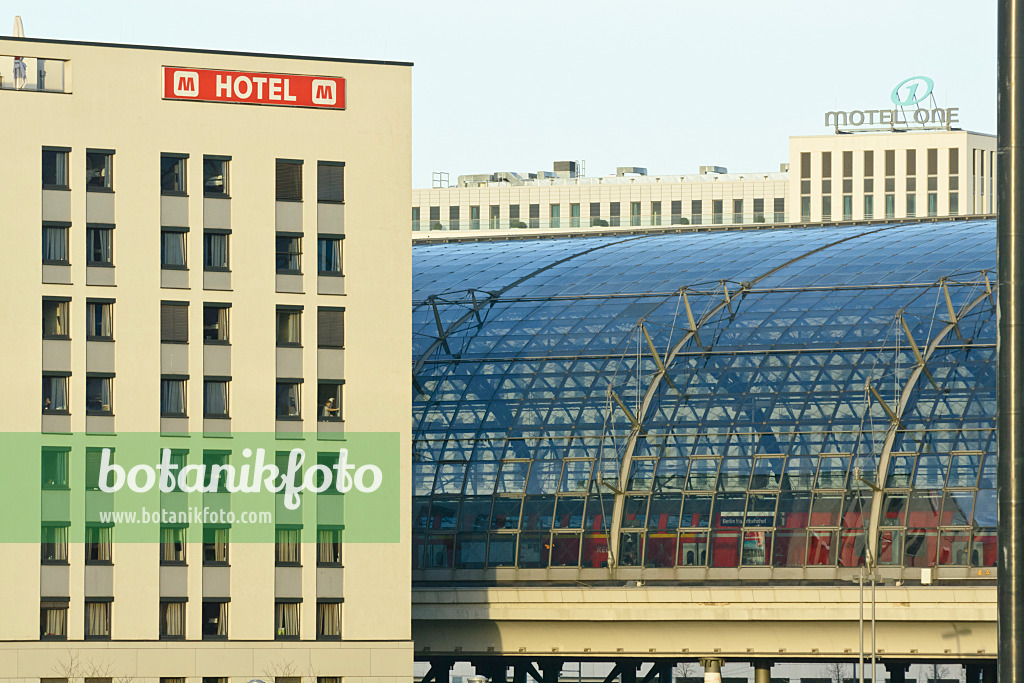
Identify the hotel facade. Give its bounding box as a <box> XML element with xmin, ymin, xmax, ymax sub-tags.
<box><xmin>412</xmin><ymin>130</ymin><xmax>995</xmax><ymax>233</ymax></box>
<box><xmin>0</xmin><ymin>37</ymin><xmax>412</xmax><ymax>681</ymax></box>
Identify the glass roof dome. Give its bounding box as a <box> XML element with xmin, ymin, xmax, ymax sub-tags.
<box><xmin>412</xmin><ymin>220</ymin><xmax>996</xmax><ymax>583</ymax></box>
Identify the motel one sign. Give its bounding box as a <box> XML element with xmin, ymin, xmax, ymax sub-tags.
<box><xmin>825</xmin><ymin>76</ymin><xmax>959</xmax><ymax>132</ymax></box>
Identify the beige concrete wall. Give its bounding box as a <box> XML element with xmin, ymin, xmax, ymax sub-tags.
<box><xmin>0</xmin><ymin>37</ymin><xmax>410</xmax><ymax>679</ymax></box>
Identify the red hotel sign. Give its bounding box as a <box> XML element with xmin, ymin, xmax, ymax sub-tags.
<box><xmin>162</xmin><ymin>67</ymin><xmax>346</xmax><ymax>109</ymax></box>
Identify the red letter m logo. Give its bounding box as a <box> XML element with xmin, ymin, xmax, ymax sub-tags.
<box><xmin>311</xmin><ymin>79</ymin><xmax>337</xmax><ymax>105</ymax></box>
<box><xmin>171</xmin><ymin>70</ymin><xmax>199</xmax><ymax>97</ymax></box>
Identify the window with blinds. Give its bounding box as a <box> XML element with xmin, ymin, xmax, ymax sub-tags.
<box><xmin>276</xmin><ymin>159</ymin><xmax>303</xmax><ymax>201</ymax></box>
<box><xmin>318</xmin><ymin>307</ymin><xmax>345</xmax><ymax>348</ymax></box>
<box><xmin>318</xmin><ymin>162</ymin><xmax>344</xmax><ymax>203</ymax></box>
<box><xmin>161</xmin><ymin>302</ymin><xmax>188</xmax><ymax>343</ymax></box>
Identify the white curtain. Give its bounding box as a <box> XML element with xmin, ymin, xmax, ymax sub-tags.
<box><xmin>276</xmin><ymin>528</ymin><xmax>301</xmax><ymax>563</ymax></box>
<box><xmin>162</xmin><ymin>602</ymin><xmax>185</xmax><ymax>637</ymax></box>
<box><xmin>277</xmin><ymin>311</ymin><xmax>301</xmax><ymax>344</ymax></box>
<box><xmin>208</xmin><ymin>527</ymin><xmax>229</xmax><ymax>562</ymax></box>
<box><xmin>318</xmin><ymin>528</ymin><xmax>342</xmax><ymax>564</ymax></box>
<box><xmin>317</xmin><ymin>602</ymin><xmax>340</xmax><ymax>637</ymax></box>
<box><xmin>318</xmin><ymin>238</ymin><xmax>341</xmax><ymax>273</ymax></box>
<box><xmin>216</xmin><ymin>602</ymin><xmax>229</xmax><ymax>636</ymax></box>
<box><xmin>42</xmin><ymin>227</ymin><xmax>67</xmax><ymax>261</ymax></box>
<box><xmin>206</xmin><ymin>233</ymin><xmax>228</xmax><ymax>268</ymax></box>
<box><xmin>43</xmin><ymin>377</ymin><xmax>68</xmax><ymax>412</ymax></box>
<box><xmin>276</xmin><ymin>383</ymin><xmax>300</xmax><ymax>417</ymax></box>
<box><xmin>204</xmin><ymin>381</ymin><xmax>228</xmax><ymax>417</ymax></box>
<box><xmin>87</xmin><ymin>526</ymin><xmax>112</xmax><ymax>562</ymax></box>
<box><xmin>88</xmin><ymin>303</ymin><xmax>112</xmax><ymax>338</ymax></box>
<box><xmin>42</xmin><ymin>525</ymin><xmax>68</xmax><ymax>561</ymax></box>
<box><xmin>89</xmin><ymin>227</ymin><xmax>111</xmax><ymax>263</ymax></box>
<box><xmin>161</xmin><ymin>380</ymin><xmax>185</xmax><ymax>415</ymax></box>
<box><xmin>162</xmin><ymin>231</ymin><xmax>185</xmax><ymax>267</ymax></box>
<box><xmin>276</xmin><ymin>603</ymin><xmax>300</xmax><ymax>636</ymax></box>
<box><xmin>42</xmin><ymin>604</ymin><xmax>67</xmax><ymax>637</ymax></box>
<box><xmin>161</xmin><ymin>527</ymin><xmax>185</xmax><ymax>562</ymax></box>
<box><xmin>86</xmin><ymin>602</ymin><xmax>110</xmax><ymax>637</ymax></box>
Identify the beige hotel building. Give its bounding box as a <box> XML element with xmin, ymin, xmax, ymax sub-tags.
<box><xmin>412</xmin><ymin>130</ymin><xmax>995</xmax><ymax>233</ymax></box>
<box><xmin>0</xmin><ymin>36</ymin><xmax>411</xmax><ymax>681</ymax></box>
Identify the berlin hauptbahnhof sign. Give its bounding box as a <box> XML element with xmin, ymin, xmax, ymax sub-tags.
<box><xmin>825</xmin><ymin>76</ymin><xmax>958</xmax><ymax>132</ymax></box>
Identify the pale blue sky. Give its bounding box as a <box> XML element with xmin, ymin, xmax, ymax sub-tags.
<box><xmin>5</xmin><ymin>0</ymin><xmax>997</xmax><ymax>186</ymax></box>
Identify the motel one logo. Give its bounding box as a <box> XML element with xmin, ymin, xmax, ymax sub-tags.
<box><xmin>825</xmin><ymin>76</ymin><xmax>959</xmax><ymax>130</ymax></box>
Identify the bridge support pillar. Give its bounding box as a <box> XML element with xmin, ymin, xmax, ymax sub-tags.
<box><xmin>621</xmin><ymin>661</ymin><xmax>639</xmax><ymax>683</ymax></box>
<box><xmin>884</xmin><ymin>662</ymin><xmax>908</xmax><ymax>683</ymax></box>
<box><xmin>752</xmin><ymin>660</ymin><xmax>772</xmax><ymax>683</ymax></box>
<box><xmin>966</xmin><ymin>662</ymin><xmax>981</xmax><ymax>683</ymax></box>
<box><xmin>476</xmin><ymin>661</ymin><xmax>508</xmax><ymax>683</ymax></box>
<box><xmin>656</xmin><ymin>661</ymin><xmax>674</xmax><ymax>683</ymax></box>
<box><xmin>699</xmin><ymin>658</ymin><xmax>723</xmax><ymax>683</ymax></box>
<box><xmin>981</xmin><ymin>660</ymin><xmax>997</xmax><ymax>683</ymax></box>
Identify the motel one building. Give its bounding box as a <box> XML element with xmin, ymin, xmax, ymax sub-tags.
<box><xmin>413</xmin><ymin>81</ymin><xmax>995</xmax><ymax>233</ymax></box>
<box><xmin>0</xmin><ymin>36</ymin><xmax>412</xmax><ymax>681</ymax></box>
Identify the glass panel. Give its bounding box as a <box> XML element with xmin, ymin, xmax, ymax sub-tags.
<box><xmin>710</xmin><ymin>529</ymin><xmax>740</xmax><ymax>567</ymax></box>
<box><xmin>744</xmin><ymin>493</ymin><xmax>777</xmax><ymax>527</ymax></box>
<box><xmin>782</xmin><ymin>456</ymin><xmax>816</xmax><ymax>490</ymax></box>
<box><xmin>553</xmin><ymin>497</ymin><xmax>585</xmax><ymax>529</ymax></box>
<box><xmin>686</xmin><ymin>459</ymin><xmax>719</xmax><ymax>491</ymax></box>
<box><xmin>517</xmin><ymin>533</ymin><xmax>550</xmax><ymax>568</ymax></box>
<box><xmin>806</xmin><ymin>530</ymin><xmax>837</xmax><ymax>565</ymax></box>
<box><xmin>815</xmin><ymin>456</ymin><xmax>850</xmax><ymax>489</ymax></box>
<box><xmin>644</xmin><ymin>533</ymin><xmax>677</xmax><ymax>567</ymax></box>
<box><xmin>750</xmin><ymin>457</ymin><xmax>783</xmax><ymax>490</ymax></box>
<box><xmin>654</xmin><ymin>458</ymin><xmax>688</xmax><ymax>491</ymax></box>
<box><xmin>647</xmin><ymin>494</ymin><xmax>682</xmax><ymax>530</ymax></box>
<box><xmin>560</xmin><ymin>459</ymin><xmax>593</xmax><ymax>493</ymax></box>
<box><xmin>489</xmin><ymin>498</ymin><xmax>522</xmax><ymax>530</ymax></box>
<box><xmin>551</xmin><ymin>533</ymin><xmax>582</xmax><ymax>567</ymax></box>
<box><xmin>903</xmin><ymin>529</ymin><xmax>937</xmax><ymax>567</ymax></box>
<box><xmin>496</xmin><ymin>461</ymin><xmax>529</xmax><ymax>493</ymax></box>
<box><xmin>879</xmin><ymin>493</ymin><xmax>908</xmax><ymax>527</ymax></box>
<box><xmin>621</xmin><ymin>496</ymin><xmax>648</xmax><ymax>528</ymax></box>
<box><xmin>940</xmin><ymin>491</ymin><xmax>974</xmax><ymax>526</ymax></box>
<box><xmin>938</xmin><ymin>531</ymin><xmax>973</xmax><ymax>565</ymax></box>
<box><xmin>775</xmin><ymin>491</ymin><xmax>811</xmax><ymax>529</ymax></box>
<box><xmin>680</xmin><ymin>495</ymin><xmax>713</xmax><ymax>528</ymax></box>
<box><xmin>627</xmin><ymin>459</ymin><xmax>656</xmax><ymax>491</ymax></box>
<box><xmin>718</xmin><ymin>457</ymin><xmax>752</xmax><ymax>491</ymax></box>
<box><xmin>521</xmin><ymin>497</ymin><xmax>555</xmax><ymax>530</ymax></box>
<box><xmin>741</xmin><ymin>530</ymin><xmax>771</xmax><ymax>566</ymax></box>
<box><xmin>677</xmin><ymin>532</ymin><xmax>708</xmax><ymax>566</ymax></box>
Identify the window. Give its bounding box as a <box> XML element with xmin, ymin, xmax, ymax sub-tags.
<box><xmin>276</xmin><ymin>307</ymin><xmax>302</xmax><ymax>346</ymax></box>
<box><xmin>470</xmin><ymin>205</ymin><xmax>481</xmax><ymax>230</ymax></box>
<box><xmin>161</xmin><ymin>154</ymin><xmax>187</xmax><ymax>195</ymax></box>
<box><xmin>774</xmin><ymin>198</ymin><xmax>785</xmax><ymax>223</ymax></box>
<box><xmin>276</xmin><ymin>526</ymin><xmax>301</xmax><ymax>565</ymax></box>
<box><xmin>203</xmin><ymin>231</ymin><xmax>229</xmax><ymax>270</ymax></box>
<box><xmin>864</xmin><ymin>194</ymin><xmax>874</xmax><ymax>219</ymax></box>
<box><xmin>549</xmin><ymin>204</ymin><xmax>560</xmax><ymax>229</ymax></box>
<box><xmin>651</xmin><ymin>201</ymin><xmax>661</xmax><ymax>226</ymax></box>
<box><xmin>928</xmin><ymin>192</ymin><xmax>938</xmax><ymax>217</ymax></box>
<box><xmin>907</xmin><ymin>194</ymin><xmax>917</xmax><ymax>217</ymax></box>
<box><xmin>318</xmin><ymin>382</ymin><xmax>343</xmax><ymax>422</ymax></box>
<box><xmin>885</xmin><ymin>194</ymin><xmax>896</xmax><ymax>218</ymax></box>
<box><xmin>570</xmin><ymin>203</ymin><xmax>580</xmax><ymax>227</ymax></box>
<box><xmin>276</xmin><ymin>381</ymin><xmax>302</xmax><ymax>419</ymax></box>
<box><xmin>489</xmin><ymin>205</ymin><xmax>500</xmax><ymax>229</ymax></box>
<box><xmin>86</xmin><ymin>375</ymin><xmax>113</xmax><ymax>414</ymax></box>
<box><xmin>318</xmin><ymin>307</ymin><xmax>344</xmax><ymax>348</ymax></box>
<box><xmin>41</xmin><ymin>524</ymin><xmax>68</xmax><ymax>563</ymax></box>
<box><xmin>630</xmin><ymin>201</ymin><xmax>641</xmax><ymax>226</ymax></box>
<box><xmin>950</xmin><ymin>192</ymin><xmax>960</xmax><ymax>215</ymax></box>
<box><xmin>842</xmin><ymin>195</ymin><xmax>853</xmax><ymax>221</ymax></box>
<box><xmin>317</xmin><ymin>601</ymin><xmax>341</xmax><ymax>640</ymax></box>
<box><xmin>161</xmin><ymin>377</ymin><xmax>187</xmax><ymax>417</ymax></box>
<box><xmin>589</xmin><ymin>202</ymin><xmax>600</xmax><ymax>225</ymax></box>
<box><xmin>160</xmin><ymin>526</ymin><xmax>186</xmax><ymax>564</ymax></box>
<box><xmin>86</xmin><ymin>300</ymin><xmax>113</xmax><ymax>340</ymax></box>
<box><xmin>671</xmin><ymin>200</ymin><xmax>683</xmax><ymax>224</ymax></box>
<box><xmin>202</xmin><ymin>600</ymin><xmax>228</xmax><ymax>639</ymax></box>
<box><xmin>161</xmin><ymin>302</ymin><xmax>188</xmax><ymax>343</ymax></box>
<box><xmin>317</xmin><ymin>236</ymin><xmax>343</xmax><ymax>275</ymax></box>
<box><xmin>42</xmin><ymin>223</ymin><xmax>69</xmax><ymax>264</ymax></box>
<box><xmin>160</xmin><ymin>600</ymin><xmax>186</xmax><ymax>639</ymax></box>
<box><xmin>86</xmin><ymin>151</ymin><xmax>113</xmax><ymax>191</ymax></box>
<box><xmin>203</xmin><ymin>526</ymin><xmax>229</xmax><ymax>565</ymax></box>
<box><xmin>85</xmin><ymin>525</ymin><xmax>112</xmax><ymax>563</ymax></box>
<box><xmin>42</xmin><ymin>298</ymin><xmax>69</xmax><ymax>338</ymax></box>
<box><xmin>690</xmin><ymin>200</ymin><xmax>702</xmax><ymax>225</ymax></box>
<box><xmin>712</xmin><ymin>199</ymin><xmax>723</xmax><ymax>225</ymax></box>
<box><xmin>42</xmin><ymin>148</ymin><xmax>69</xmax><ymax>189</ymax></box>
<box><xmin>275</xmin><ymin>601</ymin><xmax>301</xmax><ymax>639</ymax></box>
<box><xmin>276</xmin><ymin>234</ymin><xmax>302</xmax><ymax>273</ymax></box>
<box><xmin>317</xmin><ymin>527</ymin><xmax>342</xmax><ymax>565</ymax></box>
<box><xmin>732</xmin><ymin>199</ymin><xmax>743</xmax><ymax>224</ymax></box>
<box><xmin>203</xmin><ymin>156</ymin><xmax>228</xmax><ymax>196</ymax></box>
<box><xmin>608</xmin><ymin>202</ymin><xmax>620</xmax><ymax>227</ymax></box>
<box><xmin>276</xmin><ymin>159</ymin><xmax>302</xmax><ymax>201</ymax></box>
<box><xmin>42</xmin><ymin>447</ymin><xmax>69</xmax><ymax>489</ymax></box>
<box><xmin>161</xmin><ymin>228</ymin><xmax>187</xmax><ymax>269</ymax></box>
<box><xmin>86</xmin><ymin>225</ymin><xmax>113</xmax><ymax>265</ymax></box>
<box><xmin>753</xmin><ymin>198</ymin><xmax>765</xmax><ymax>223</ymax></box>
<box><xmin>203</xmin><ymin>378</ymin><xmax>230</xmax><ymax>418</ymax></box>
<box><xmin>42</xmin><ymin>374</ymin><xmax>69</xmax><ymax>414</ymax></box>
<box><xmin>449</xmin><ymin>206</ymin><xmax>460</xmax><ymax>231</ymax></box>
<box><xmin>906</xmin><ymin>148</ymin><xmax>917</xmax><ymax>176</ymax></box>
<box><xmin>203</xmin><ymin>304</ymin><xmax>230</xmax><ymax>343</ymax></box>
<box><xmin>317</xmin><ymin>161</ymin><xmax>344</xmax><ymax>202</ymax></box>
<box><xmin>411</xmin><ymin>207</ymin><xmax>421</xmax><ymax>231</ymax></box>
<box><xmin>822</xmin><ymin>196</ymin><xmax>832</xmax><ymax>222</ymax></box>
<box><xmin>41</xmin><ymin>599</ymin><xmax>68</xmax><ymax>640</ymax></box>
<box><xmin>84</xmin><ymin>600</ymin><xmax>111</xmax><ymax>639</ymax></box>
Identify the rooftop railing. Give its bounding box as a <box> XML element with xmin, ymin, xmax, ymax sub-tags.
<box><xmin>0</xmin><ymin>55</ymin><xmax>68</xmax><ymax>93</ymax></box>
